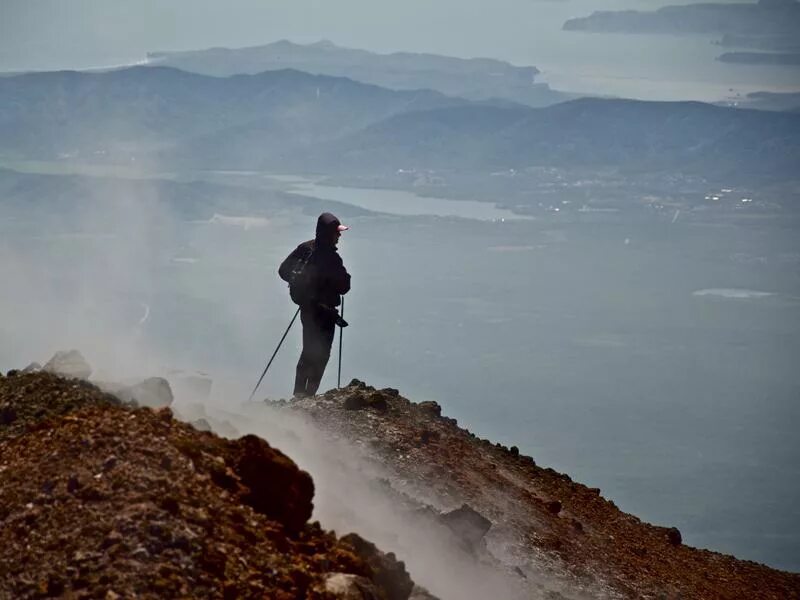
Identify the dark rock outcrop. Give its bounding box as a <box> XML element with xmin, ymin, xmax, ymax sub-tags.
<box><xmin>667</xmin><ymin>527</ymin><xmax>683</xmax><ymax>546</ymax></box>
<box><xmin>341</xmin><ymin>533</ymin><xmax>415</xmax><ymax>600</ymax></box>
<box><xmin>223</xmin><ymin>434</ymin><xmax>315</xmax><ymax>535</ymax></box>
<box><xmin>417</xmin><ymin>401</ymin><xmax>441</xmax><ymax>418</ymax></box>
<box><xmin>439</xmin><ymin>504</ymin><xmax>492</xmax><ymax>553</ymax></box>
<box><xmin>322</xmin><ymin>573</ymin><xmax>382</xmax><ymax>599</ymax></box>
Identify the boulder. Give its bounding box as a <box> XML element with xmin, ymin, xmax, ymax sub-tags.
<box><xmin>117</xmin><ymin>378</ymin><xmax>174</xmax><ymax>408</ymax></box>
<box><xmin>417</xmin><ymin>401</ymin><xmax>441</xmax><ymax>418</ymax></box>
<box><xmin>0</xmin><ymin>404</ymin><xmax>17</xmax><ymax>425</ymax></box>
<box><xmin>42</xmin><ymin>350</ymin><xmax>92</xmax><ymax>380</ymax></box>
<box><xmin>667</xmin><ymin>527</ymin><xmax>682</xmax><ymax>546</ymax></box>
<box><xmin>344</xmin><ymin>394</ymin><xmax>368</xmax><ymax>411</ymax></box>
<box><xmin>191</xmin><ymin>418</ymin><xmax>212</xmax><ymax>432</ymax></box>
<box><xmin>348</xmin><ymin>378</ymin><xmax>368</xmax><ymax>390</ymax></box>
<box><xmin>340</xmin><ymin>533</ymin><xmax>414</xmax><ymax>600</ymax></box>
<box><xmin>322</xmin><ymin>573</ymin><xmax>381</xmax><ymax>600</ymax></box>
<box><xmin>366</xmin><ymin>392</ymin><xmax>389</xmax><ymax>412</ymax></box>
<box><xmin>224</xmin><ymin>434</ymin><xmax>314</xmax><ymax>535</ymax></box>
<box><xmin>440</xmin><ymin>504</ymin><xmax>492</xmax><ymax>553</ymax></box>
<box><xmin>342</xmin><ymin>390</ymin><xmax>388</xmax><ymax>411</ymax></box>
<box><xmin>545</xmin><ymin>500</ymin><xmax>562</xmax><ymax>515</ymax></box>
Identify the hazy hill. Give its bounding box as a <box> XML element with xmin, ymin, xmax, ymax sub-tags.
<box><xmin>305</xmin><ymin>98</ymin><xmax>800</xmax><ymax>182</ymax></box>
<box><xmin>2</xmin><ymin>66</ymin><xmax>798</xmax><ymax>183</ymax></box>
<box><xmin>146</xmin><ymin>39</ymin><xmax>568</xmax><ymax>108</ymax></box>
<box><xmin>0</xmin><ymin>66</ymin><xmax>467</xmax><ymax>162</ymax></box>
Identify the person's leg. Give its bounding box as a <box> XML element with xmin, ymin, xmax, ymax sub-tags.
<box><xmin>304</xmin><ymin>311</ymin><xmax>336</xmax><ymax>396</ymax></box>
<box><xmin>293</xmin><ymin>308</ymin><xmax>317</xmax><ymax>396</ymax></box>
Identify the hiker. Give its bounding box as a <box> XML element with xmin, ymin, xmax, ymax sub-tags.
<box><xmin>279</xmin><ymin>212</ymin><xmax>351</xmax><ymax>398</ymax></box>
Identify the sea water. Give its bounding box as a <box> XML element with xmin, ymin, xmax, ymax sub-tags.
<box><xmin>2</xmin><ymin>188</ymin><xmax>799</xmax><ymax>572</ymax></box>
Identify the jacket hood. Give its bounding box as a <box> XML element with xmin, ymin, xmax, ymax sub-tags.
<box><xmin>315</xmin><ymin>212</ymin><xmax>342</xmax><ymax>246</ymax></box>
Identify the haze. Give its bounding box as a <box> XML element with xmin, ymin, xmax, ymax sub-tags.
<box><xmin>1</xmin><ymin>0</ymin><xmax>799</xmax><ymax>578</ymax></box>
<box><xmin>2</xmin><ymin>0</ymin><xmax>794</xmax><ymax>101</ymax></box>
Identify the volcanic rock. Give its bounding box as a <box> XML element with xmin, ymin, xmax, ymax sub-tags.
<box><xmin>344</xmin><ymin>394</ymin><xmax>368</xmax><ymax>411</ymax></box>
<box><xmin>322</xmin><ymin>573</ymin><xmax>382</xmax><ymax>599</ymax></box>
<box><xmin>440</xmin><ymin>504</ymin><xmax>492</xmax><ymax>553</ymax></box>
<box><xmin>667</xmin><ymin>527</ymin><xmax>682</xmax><ymax>546</ymax></box>
<box><xmin>275</xmin><ymin>379</ymin><xmax>800</xmax><ymax>599</ymax></box>
<box><xmin>366</xmin><ymin>392</ymin><xmax>389</xmax><ymax>413</ymax></box>
<box><xmin>340</xmin><ymin>533</ymin><xmax>414</xmax><ymax>600</ymax></box>
<box><xmin>416</xmin><ymin>401</ymin><xmax>441</xmax><ymax>418</ymax></box>
<box><xmin>192</xmin><ymin>418</ymin><xmax>213</xmax><ymax>432</ymax></box>
<box><xmin>0</xmin><ymin>371</ymin><xmax>420</xmax><ymax>600</ymax></box>
<box><xmin>223</xmin><ymin>434</ymin><xmax>314</xmax><ymax>535</ymax></box>
<box><xmin>342</xmin><ymin>390</ymin><xmax>390</xmax><ymax>413</ymax></box>
<box><xmin>42</xmin><ymin>349</ymin><xmax>92</xmax><ymax>380</ymax></box>
<box><xmin>0</xmin><ymin>373</ymin><xmax>121</xmax><ymax>443</ymax></box>
<box><xmin>115</xmin><ymin>377</ymin><xmax>174</xmax><ymax>408</ymax></box>
<box><xmin>545</xmin><ymin>500</ymin><xmax>562</xmax><ymax>515</ymax></box>
<box><xmin>0</xmin><ymin>404</ymin><xmax>16</xmax><ymax>425</ymax></box>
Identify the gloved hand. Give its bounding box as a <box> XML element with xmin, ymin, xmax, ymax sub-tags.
<box><xmin>318</xmin><ymin>304</ymin><xmax>349</xmax><ymax>328</ymax></box>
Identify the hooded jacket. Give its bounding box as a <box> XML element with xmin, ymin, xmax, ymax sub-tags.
<box><xmin>278</xmin><ymin>213</ymin><xmax>351</xmax><ymax>308</ymax></box>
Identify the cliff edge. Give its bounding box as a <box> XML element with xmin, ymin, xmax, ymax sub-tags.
<box><xmin>277</xmin><ymin>380</ymin><xmax>800</xmax><ymax>599</ymax></box>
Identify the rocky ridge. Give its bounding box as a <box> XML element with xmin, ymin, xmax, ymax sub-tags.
<box><xmin>0</xmin><ymin>371</ymin><xmax>423</xmax><ymax>600</ymax></box>
<box><xmin>276</xmin><ymin>380</ymin><xmax>800</xmax><ymax>600</ymax></box>
<box><xmin>3</xmin><ymin>364</ymin><xmax>799</xmax><ymax>599</ymax></box>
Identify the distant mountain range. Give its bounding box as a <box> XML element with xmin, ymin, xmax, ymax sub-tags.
<box><xmin>308</xmin><ymin>99</ymin><xmax>800</xmax><ymax>181</ymax></box>
<box><xmin>1</xmin><ymin>66</ymin><xmax>798</xmax><ymax>183</ymax></box>
<box><xmin>0</xmin><ymin>66</ymin><xmax>468</xmax><ymax>163</ymax></box>
<box><xmin>146</xmin><ymin>40</ymin><xmax>568</xmax><ymax>108</ymax></box>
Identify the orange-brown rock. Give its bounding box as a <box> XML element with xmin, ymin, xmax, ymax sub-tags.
<box><xmin>0</xmin><ymin>372</ymin><xmax>419</xmax><ymax>599</ymax></box>
<box><xmin>287</xmin><ymin>381</ymin><xmax>800</xmax><ymax>600</ymax></box>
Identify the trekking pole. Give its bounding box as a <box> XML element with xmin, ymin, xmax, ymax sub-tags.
<box><xmin>248</xmin><ymin>307</ymin><xmax>301</xmax><ymax>401</ymax></box>
<box><xmin>337</xmin><ymin>296</ymin><xmax>344</xmax><ymax>388</ymax></box>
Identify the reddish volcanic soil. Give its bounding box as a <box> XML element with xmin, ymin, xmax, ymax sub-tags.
<box><xmin>2</xmin><ymin>369</ymin><xmax>798</xmax><ymax>600</ymax></box>
<box><xmin>0</xmin><ymin>372</ymin><xmax>418</xmax><ymax>600</ymax></box>
<box><xmin>281</xmin><ymin>380</ymin><xmax>800</xmax><ymax>600</ymax></box>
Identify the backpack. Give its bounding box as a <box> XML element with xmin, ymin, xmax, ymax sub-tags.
<box><xmin>287</xmin><ymin>246</ymin><xmax>316</xmax><ymax>306</ymax></box>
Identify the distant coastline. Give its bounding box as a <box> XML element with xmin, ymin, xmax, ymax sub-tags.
<box><xmin>718</xmin><ymin>51</ymin><xmax>800</xmax><ymax>66</ymax></box>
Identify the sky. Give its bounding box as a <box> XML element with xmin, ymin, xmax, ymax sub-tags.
<box><xmin>1</xmin><ymin>0</ymin><xmax>796</xmax><ymax>102</ymax></box>
<box><xmin>0</xmin><ymin>0</ymin><xmax>749</xmax><ymax>68</ymax></box>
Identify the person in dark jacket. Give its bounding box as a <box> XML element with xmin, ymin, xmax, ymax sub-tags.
<box><xmin>279</xmin><ymin>212</ymin><xmax>351</xmax><ymax>397</ymax></box>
